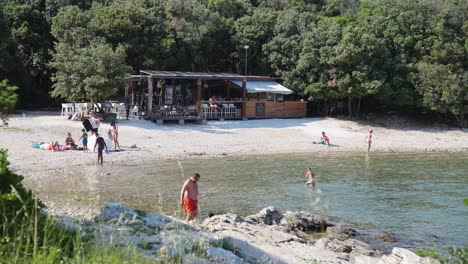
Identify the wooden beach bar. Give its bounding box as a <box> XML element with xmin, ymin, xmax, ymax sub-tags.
<box><xmin>125</xmin><ymin>70</ymin><xmax>307</xmax><ymax>124</ymax></box>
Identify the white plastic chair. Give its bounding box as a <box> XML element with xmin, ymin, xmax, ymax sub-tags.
<box><xmin>116</xmin><ymin>104</ymin><xmax>127</xmax><ymax>119</ymax></box>
<box><xmin>202</xmin><ymin>104</ymin><xmax>210</xmax><ymax>118</ymax></box>
<box><xmin>130</xmin><ymin>106</ymin><xmax>139</xmax><ymax>119</ymax></box>
<box><xmin>226</xmin><ymin>104</ymin><xmax>235</xmax><ymax>117</ymax></box>
<box><xmin>61</xmin><ymin>103</ymin><xmax>74</xmax><ymax>117</ymax></box>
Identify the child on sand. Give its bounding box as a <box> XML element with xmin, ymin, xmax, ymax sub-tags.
<box><xmin>305</xmin><ymin>167</ymin><xmax>315</xmax><ymax>188</ymax></box>
<box><xmin>366</xmin><ymin>128</ymin><xmax>373</xmax><ymax>153</ymax></box>
<box><xmin>93</xmin><ymin>133</ymin><xmax>108</xmax><ymax>165</ymax></box>
<box><xmin>78</xmin><ymin>129</ymin><xmax>88</xmax><ymax>152</ymax></box>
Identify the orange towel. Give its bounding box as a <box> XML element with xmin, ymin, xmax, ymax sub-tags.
<box><xmin>183</xmin><ymin>197</ymin><xmax>198</xmax><ymax>213</ymax></box>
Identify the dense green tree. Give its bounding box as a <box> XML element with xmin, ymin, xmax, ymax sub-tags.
<box><xmin>165</xmin><ymin>0</ymin><xmax>235</xmax><ymax>72</ymax></box>
<box><xmin>413</xmin><ymin>62</ymin><xmax>465</xmax><ymax>126</ymax></box>
<box><xmin>2</xmin><ymin>0</ymin><xmax>52</xmax><ymax>107</ymax></box>
<box><xmin>334</xmin><ymin>22</ymin><xmax>389</xmax><ymax>117</ymax></box>
<box><xmin>297</xmin><ymin>19</ymin><xmax>344</xmax><ymax>103</ymax></box>
<box><xmin>0</xmin><ymin>8</ymin><xmax>18</xmax><ymax>82</ymax></box>
<box><xmin>50</xmin><ymin>39</ymin><xmax>131</xmax><ymax>103</ymax></box>
<box><xmin>0</xmin><ymin>80</ymin><xmax>18</xmax><ymax>125</ymax></box>
<box><xmin>0</xmin><ymin>0</ymin><xmax>466</xmax><ymax>124</ymax></box>
<box><xmin>263</xmin><ymin>7</ymin><xmax>317</xmax><ymax>91</ymax></box>
<box><xmin>233</xmin><ymin>8</ymin><xmax>278</xmax><ymax>74</ymax></box>
<box><xmin>90</xmin><ymin>0</ymin><xmax>171</xmax><ymax>72</ymax></box>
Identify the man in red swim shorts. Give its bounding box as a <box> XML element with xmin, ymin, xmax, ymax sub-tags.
<box><xmin>179</xmin><ymin>173</ymin><xmax>200</xmax><ymax>221</ymax></box>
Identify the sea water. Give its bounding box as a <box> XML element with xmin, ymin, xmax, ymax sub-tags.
<box><xmin>26</xmin><ymin>152</ymin><xmax>468</xmax><ymax>251</ymax></box>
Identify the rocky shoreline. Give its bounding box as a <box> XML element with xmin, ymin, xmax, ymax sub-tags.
<box><xmin>58</xmin><ymin>200</ymin><xmax>433</xmax><ymax>264</ymax></box>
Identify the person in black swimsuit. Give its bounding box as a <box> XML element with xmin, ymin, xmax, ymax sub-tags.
<box><xmin>93</xmin><ymin>132</ymin><xmax>108</xmax><ymax>165</ymax></box>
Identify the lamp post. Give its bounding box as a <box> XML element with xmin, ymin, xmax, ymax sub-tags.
<box><xmin>243</xmin><ymin>45</ymin><xmax>249</xmax><ymax>77</ymax></box>
<box><xmin>242</xmin><ymin>45</ymin><xmax>249</xmax><ymax>120</ymax></box>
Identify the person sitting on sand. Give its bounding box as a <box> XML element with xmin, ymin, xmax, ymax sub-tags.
<box><xmin>65</xmin><ymin>132</ymin><xmax>77</xmax><ymax>148</ymax></box>
<box><xmin>366</xmin><ymin>128</ymin><xmax>373</xmax><ymax>153</ymax></box>
<box><xmin>52</xmin><ymin>141</ymin><xmax>67</xmax><ymax>151</ymax></box>
<box><xmin>313</xmin><ymin>131</ymin><xmax>330</xmax><ymax>146</ymax></box>
<box><xmin>305</xmin><ymin>167</ymin><xmax>316</xmax><ymax>188</ymax></box>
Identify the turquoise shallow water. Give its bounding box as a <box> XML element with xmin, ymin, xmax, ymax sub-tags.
<box><xmin>27</xmin><ymin>152</ymin><xmax>468</xmax><ymax>251</ymax></box>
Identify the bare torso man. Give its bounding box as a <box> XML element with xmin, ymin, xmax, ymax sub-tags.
<box><xmin>180</xmin><ymin>173</ymin><xmax>200</xmax><ymax>221</ymax></box>
<box><xmin>305</xmin><ymin>167</ymin><xmax>316</xmax><ymax>188</ymax></box>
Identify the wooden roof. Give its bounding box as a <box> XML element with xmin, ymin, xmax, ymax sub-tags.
<box><xmin>140</xmin><ymin>70</ymin><xmax>245</xmax><ymax>80</ymax></box>
<box><xmin>135</xmin><ymin>70</ymin><xmax>280</xmax><ymax>81</ymax></box>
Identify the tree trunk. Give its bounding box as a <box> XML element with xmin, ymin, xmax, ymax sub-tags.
<box><xmin>323</xmin><ymin>100</ymin><xmax>329</xmax><ymax>116</ymax></box>
<box><xmin>356</xmin><ymin>97</ymin><xmax>361</xmax><ymax>119</ymax></box>
<box><xmin>459</xmin><ymin>113</ymin><xmax>465</xmax><ymax>128</ymax></box>
<box><xmin>348</xmin><ymin>96</ymin><xmax>353</xmax><ymax>118</ymax></box>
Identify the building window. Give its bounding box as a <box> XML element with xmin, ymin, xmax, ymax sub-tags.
<box><xmin>276</xmin><ymin>94</ymin><xmax>284</xmax><ymax>101</ymax></box>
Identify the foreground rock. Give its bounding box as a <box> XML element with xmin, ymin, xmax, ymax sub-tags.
<box><xmin>66</xmin><ymin>201</ymin><xmax>433</xmax><ymax>264</ymax></box>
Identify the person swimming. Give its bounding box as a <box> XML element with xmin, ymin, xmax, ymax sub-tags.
<box><xmin>305</xmin><ymin>167</ymin><xmax>315</xmax><ymax>188</ymax></box>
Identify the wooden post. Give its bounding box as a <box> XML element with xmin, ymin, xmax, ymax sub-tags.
<box><xmin>125</xmin><ymin>81</ymin><xmax>129</xmax><ymax>98</ymax></box>
<box><xmin>197</xmin><ymin>79</ymin><xmax>202</xmax><ymax>103</ymax></box>
<box><xmin>226</xmin><ymin>81</ymin><xmax>231</xmax><ymax>100</ymax></box>
<box><xmin>131</xmin><ymin>82</ymin><xmax>135</xmax><ymax>106</ymax></box>
<box><xmin>148</xmin><ymin>77</ymin><xmax>153</xmax><ymax>117</ymax></box>
<box><xmin>197</xmin><ymin>79</ymin><xmax>202</xmax><ymax>118</ymax></box>
<box><xmin>242</xmin><ymin>78</ymin><xmax>247</xmax><ymax>119</ymax></box>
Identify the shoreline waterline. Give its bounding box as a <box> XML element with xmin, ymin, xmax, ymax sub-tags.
<box><xmin>21</xmin><ymin>152</ymin><xmax>468</xmax><ymax>253</ymax></box>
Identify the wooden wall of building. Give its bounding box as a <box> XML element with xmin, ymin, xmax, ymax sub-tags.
<box><xmin>245</xmin><ymin>100</ymin><xmax>307</xmax><ymax>118</ymax></box>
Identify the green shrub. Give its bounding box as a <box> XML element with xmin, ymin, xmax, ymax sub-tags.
<box><xmin>0</xmin><ymin>149</ymin><xmax>154</xmax><ymax>263</ymax></box>
<box><xmin>417</xmin><ymin>245</ymin><xmax>468</xmax><ymax>264</ymax></box>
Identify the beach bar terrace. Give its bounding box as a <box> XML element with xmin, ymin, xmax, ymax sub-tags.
<box><xmin>125</xmin><ymin>70</ymin><xmax>307</xmax><ymax>124</ymax></box>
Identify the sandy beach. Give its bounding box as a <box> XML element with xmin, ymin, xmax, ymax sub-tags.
<box><xmin>1</xmin><ymin>111</ymin><xmax>467</xmax><ymax>175</ymax></box>
<box><xmin>1</xmin><ymin>112</ymin><xmax>465</xmax><ymax>263</ymax></box>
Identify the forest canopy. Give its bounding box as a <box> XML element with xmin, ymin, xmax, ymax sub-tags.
<box><xmin>0</xmin><ymin>0</ymin><xmax>466</xmax><ymax>124</ymax></box>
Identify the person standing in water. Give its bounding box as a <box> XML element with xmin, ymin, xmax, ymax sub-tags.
<box><xmin>366</xmin><ymin>128</ymin><xmax>374</xmax><ymax>153</ymax></box>
<box><xmin>305</xmin><ymin>167</ymin><xmax>315</xmax><ymax>188</ymax></box>
<box><xmin>180</xmin><ymin>173</ymin><xmax>200</xmax><ymax>222</ymax></box>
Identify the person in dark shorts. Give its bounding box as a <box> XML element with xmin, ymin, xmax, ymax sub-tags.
<box><xmin>93</xmin><ymin>132</ymin><xmax>108</xmax><ymax>165</ymax></box>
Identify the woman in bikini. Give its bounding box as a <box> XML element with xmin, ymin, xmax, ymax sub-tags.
<box><xmin>366</xmin><ymin>128</ymin><xmax>373</xmax><ymax>153</ymax></box>
<box><xmin>305</xmin><ymin>167</ymin><xmax>315</xmax><ymax>188</ymax></box>
<box><xmin>111</xmin><ymin>122</ymin><xmax>120</xmax><ymax>150</ymax></box>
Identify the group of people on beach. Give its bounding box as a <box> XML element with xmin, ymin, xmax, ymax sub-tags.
<box><xmin>313</xmin><ymin>128</ymin><xmax>374</xmax><ymax>153</ymax></box>
<box><xmin>38</xmin><ymin>112</ymin><xmax>121</xmax><ymax>165</ymax></box>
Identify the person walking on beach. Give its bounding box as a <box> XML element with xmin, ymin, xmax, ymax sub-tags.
<box><xmin>305</xmin><ymin>167</ymin><xmax>315</xmax><ymax>188</ymax></box>
<box><xmin>93</xmin><ymin>132</ymin><xmax>108</xmax><ymax>165</ymax></box>
<box><xmin>180</xmin><ymin>173</ymin><xmax>200</xmax><ymax>222</ymax></box>
<box><xmin>366</xmin><ymin>128</ymin><xmax>373</xmax><ymax>153</ymax></box>
<box><xmin>78</xmin><ymin>129</ymin><xmax>88</xmax><ymax>152</ymax></box>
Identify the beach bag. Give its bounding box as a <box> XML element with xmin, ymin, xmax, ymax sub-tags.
<box><xmin>82</xmin><ymin>119</ymin><xmax>93</xmax><ymax>132</ymax></box>
<box><xmin>31</xmin><ymin>142</ymin><xmax>41</xmax><ymax>148</ymax></box>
